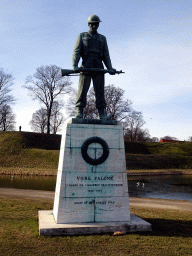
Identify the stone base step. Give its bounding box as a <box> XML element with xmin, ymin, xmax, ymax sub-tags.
<box><xmin>39</xmin><ymin>210</ymin><xmax>152</xmax><ymax>236</ymax></box>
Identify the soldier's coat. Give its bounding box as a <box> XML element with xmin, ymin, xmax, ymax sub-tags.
<box><xmin>73</xmin><ymin>31</ymin><xmax>113</xmax><ymax>109</ymax></box>
<box><xmin>72</xmin><ymin>32</ymin><xmax>113</xmax><ymax>69</ymax></box>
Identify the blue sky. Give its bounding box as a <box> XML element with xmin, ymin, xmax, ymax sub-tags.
<box><xmin>1</xmin><ymin>0</ymin><xmax>192</xmax><ymax>140</ymax></box>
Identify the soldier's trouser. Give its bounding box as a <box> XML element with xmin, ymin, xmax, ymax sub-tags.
<box><xmin>75</xmin><ymin>73</ymin><xmax>106</xmax><ymax>109</ymax></box>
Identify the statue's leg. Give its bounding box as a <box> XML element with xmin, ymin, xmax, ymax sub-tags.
<box><xmin>75</xmin><ymin>74</ymin><xmax>91</xmax><ymax>118</ymax></box>
<box><xmin>93</xmin><ymin>74</ymin><xmax>105</xmax><ymax>109</ymax></box>
<box><xmin>93</xmin><ymin>75</ymin><xmax>110</xmax><ymax>119</ymax></box>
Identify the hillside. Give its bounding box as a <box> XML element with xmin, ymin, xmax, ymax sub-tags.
<box><xmin>124</xmin><ymin>141</ymin><xmax>192</xmax><ymax>156</ymax></box>
<box><xmin>124</xmin><ymin>141</ymin><xmax>192</xmax><ymax>170</ymax></box>
<box><xmin>0</xmin><ymin>132</ymin><xmax>59</xmax><ymax>169</ymax></box>
<box><xmin>0</xmin><ymin>131</ymin><xmax>61</xmax><ymax>151</ymax></box>
<box><xmin>0</xmin><ymin>131</ymin><xmax>192</xmax><ymax>170</ymax></box>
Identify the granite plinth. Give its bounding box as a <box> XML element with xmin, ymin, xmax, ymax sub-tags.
<box><xmin>53</xmin><ymin>123</ymin><xmax>131</xmax><ymax>224</ymax></box>
<box><xmin>39</xmin><ymin>121</ymin><xmax>151</xmax><ymax>235</ymax></box>
<box><xmin>39</xmin><ymin>211</ymin><xmax>152</xmax><ymax>236</ymax></box>
<box><xmin>70</xmin><ymin>118</ymin><xmax>117</xmax><ymax>125</ymax></box>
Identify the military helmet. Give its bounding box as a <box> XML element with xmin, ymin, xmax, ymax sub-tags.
<box><xmin>87</xmin><ymin>15</ymin><xmax>102</xmax><ymax>23</ymax></box>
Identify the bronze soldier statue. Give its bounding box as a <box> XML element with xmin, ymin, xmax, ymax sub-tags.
<box><xmin>72</xmin><ymin>15</ymin><xmax>116</xmax><ymax>119</ymax></box>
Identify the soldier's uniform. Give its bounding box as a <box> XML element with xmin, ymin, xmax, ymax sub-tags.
<box><xmin>72</xmin><ymin>31</ymin><xmax>113</xmax><ymax>110</ymax></box>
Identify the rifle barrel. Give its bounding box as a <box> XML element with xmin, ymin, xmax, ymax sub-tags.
<box><xmin>61</xmin><ymin>68</ymin><xmax>124</xmax><ymax>77</ymax></box>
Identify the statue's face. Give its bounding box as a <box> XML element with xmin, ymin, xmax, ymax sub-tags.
<box><xmin>88</xmin><ymin>22</ymin><xmax>99</xmax><ymax>32</ymax></box>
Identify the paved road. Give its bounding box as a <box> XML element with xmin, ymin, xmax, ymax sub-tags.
<box><xmin>0</xmin><ymin>187</ymin><xmax>192</xmax><ymax>212</ymax></box>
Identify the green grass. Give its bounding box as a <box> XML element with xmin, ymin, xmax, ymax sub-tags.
<box><xmin>0</xmin><ymin>132</ymin><xmax>25</xmax><ymax>155</ymax></box>
<box><xmin>0</xmin><ymin>131</ymin><xmax>61</xmax><ymax>150</ymax></box>
<box><xmin>1</xmin><ymin>132</ymin><xmax>192</xmax><ymax>171</ymax></box>
<box><xmin>125</xmin><ymin>154</ymin><xmax>192</xmax><ymax>170</ymax></box>
<box><xmin>21</xmin><ymin>148</ymin><xmax>59</xmax><ymax>168</ymax></box>
<box><xmin>0</xmin><ymin>132</ymin><xmax>59</xmax><ymax>171</ymax></box>
<box><xmin>124</xmin><ymin>141</ymin><xmax>192</xmax><ymax>156</ymax></box>
<box><xmin>0</xmin><ymin>148</ymin><xmax>59</xmax><ymax>169</ymax></box>
<box><xmin>145</xmin><ymin>142</ymin><xmax>192</xmax><ymax>156</ymax></box>
<box><xmin>124</xmin><ymin>141</ymin><xmax>192</xmax><ymax>169</ymax></box>
<box><xmin>0</xmin><ymin>196</ymin><xmax>191</xmax><ymax>255</ymax></box>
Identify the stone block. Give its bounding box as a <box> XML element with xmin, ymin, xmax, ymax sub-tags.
<box><xmin>95</xmin><ymin>197</ymin><xmax>130</xmax><ymax>222</ymax></box>
<box><xmin>61</xmin><ymin>172</ymin><xmax>128</xmax><ymax>198</ymax></box>
<box><xmin>39</xmin><ymin>211</ymin><xmax>152</xmax><ymax>236</ymax></box>
<box><xmin>58</xmin><ymin>147</ymin><xmax>126</xmax><ymax>173</ymax></box>
<box><xmin>64</xmin><ymin>123</ymin><xmax>124</xmax><ymax>149</ymax></box>
<box><xmin>40</xmin><ymin>121</ymin><xmax>152</xmax><ymax>235</ymax></box>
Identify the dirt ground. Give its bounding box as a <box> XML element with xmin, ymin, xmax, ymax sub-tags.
<box><xmin>0</xmin><ymin>187</ymin><xmax>192</xmax><ymax>212</ymax></box>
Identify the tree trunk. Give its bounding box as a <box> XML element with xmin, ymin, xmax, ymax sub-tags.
<box><xmin>2</xmin><ymin>113</ymin><xmax>6</xmax><ymax>131</ymax></box>
<box><xmin>47</xmin><ymin>110</ymin><xmax>51</xmax><ymax>134</ymax></box>
<box><xmin>47</xmin><ymin>101</ymin><xmax>53</xmax><ymax>134</ymax></box>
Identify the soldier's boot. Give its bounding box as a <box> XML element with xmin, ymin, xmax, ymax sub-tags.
<box><xmin>98</xmin><ymin>108</ymin><xmax>110</xmax><ymax>120</ymax></box>
<box><xmin>75</xmin><ymin>107</ymin><xmax>83</xmax><ymax>118</ymax></box>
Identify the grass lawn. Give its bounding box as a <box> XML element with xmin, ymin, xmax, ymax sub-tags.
<box><xmin>0</xmin><ymin>196</ymin><xmax>191</xmax><ymax>256</ymax></box>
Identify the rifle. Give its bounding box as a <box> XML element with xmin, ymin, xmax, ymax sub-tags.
<box><xmin>61</xmin><ymin>68</ymin><xmax>125</xmax><ymax>77</ymax></box>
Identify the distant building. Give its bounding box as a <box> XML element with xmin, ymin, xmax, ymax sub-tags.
<box><xmin>159</xmin><ymin>139</ymin><xmax>183</xmax><ymax>142</ymax></box>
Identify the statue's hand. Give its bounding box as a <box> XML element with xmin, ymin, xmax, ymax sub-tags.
<box><xmin>109</xmin><ymin>68</ymin><xmax>116</xmax><ymax>75</ymax></box>
<box><xmin>73</xmin><ymin>66</ymin><xmax>80</xmax><ymax>72</ymax></box>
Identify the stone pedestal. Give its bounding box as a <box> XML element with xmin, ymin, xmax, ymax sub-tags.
<box><xmin>39</xmin><ymin>119</ymin><xmax>151</xmax><ymax>235</ymax></box>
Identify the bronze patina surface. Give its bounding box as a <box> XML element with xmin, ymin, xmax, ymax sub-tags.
<box><xmin>72</xmin><ymin>15</ymin><xmax>116</xmax><ymax>119</ymax></box>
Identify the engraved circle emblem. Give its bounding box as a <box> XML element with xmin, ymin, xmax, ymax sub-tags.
<box><xmin>81</xmin><ymin>136</ymin><xmax>109</xmax><ymax>165</ymax></box>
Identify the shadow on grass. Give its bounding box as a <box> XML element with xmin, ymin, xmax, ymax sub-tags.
<box><xmin>139</xmin><ymin>218</ymin><xmax>192</xmax><ymax>238</ymax></box>
<box><xmin>49</xmin><ymin>218</ymin><xmax>192</xmax><ymax>239</ymax></box>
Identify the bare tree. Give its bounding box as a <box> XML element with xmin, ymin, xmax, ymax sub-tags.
<box><xmin>160</xmin><ymin>136</ymin><xmax>178</xmax><ymax>141</ymax></box>
<box><xmin>0</xmin><ymin>68</ymin><xmax>15</xmax><ymax>106</ymax></box>
<box><xmin>83</xmin><ymin>88</ymin><xmax>98</xmax><ymax>119</ymax></box>
<box><xmin>151</xmin><ymin>137</ymin><xmax>159</xmax><ymax>142</ymax></box>
<box><xmin>104</xmin><ymin>85</ymin><xmax>132</xmax><ymax>122</ymax></box>
<box><xmin>29</xmin><ymin>108</ymin><xmax>47</xmax><ymax>133</ymax></box>
<box><xmin>124</xmin><ymin>127</ymin><xmax>151</xmax><ymax>142</ymax></box>
<box><xmin>137</xmin><ymin>129</ymin><xmax>151</xmax><ymax>142</ymax></box>
<box><xmin>30</xmin><ymin>102</ymin><xmax>65</xmax><ymax>134</ymax></box>
<box><xmin>123</xmin><ymin>111</ymin><xmax>149</xmax><ymax>142</ymax></box>
<box><xmin>0</xmin><ymin>104</ymin><xmax>16</xmax><ymax>131</ymax></box>
<box><xmin>23</xmin><ymin>65</ymin><xmax>72</xmax><ymax>134</ymax></box>
<box><xmin>50</xmin><ymin>101</ymin><xmax>65</xmax><ymax>134</ymax></box>
<box><xmin>66</xmin><ymin>88</ymin><xmax>78</xmax><ymax>117</ymax></box>
<box><xmin>67</xmin><ymin>85</ymin><xmax>132</xmax><ymax>121</ymax></box>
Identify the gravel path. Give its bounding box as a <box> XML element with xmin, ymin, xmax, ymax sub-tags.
<box><xmin>0</xmin><ymin>187</ymin><xmax>192</xmax><ymax>212</ymax></box>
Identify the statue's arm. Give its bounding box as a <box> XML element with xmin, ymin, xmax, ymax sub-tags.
<box><xmin>72</xmin><ymin>34</ymin><xmax>82</xmax><ymax>70</ymax></box>
<box><xmin>102</xmin><ymin>37</ymin><xmax>113</xmax><ymax>70</ymax></box>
